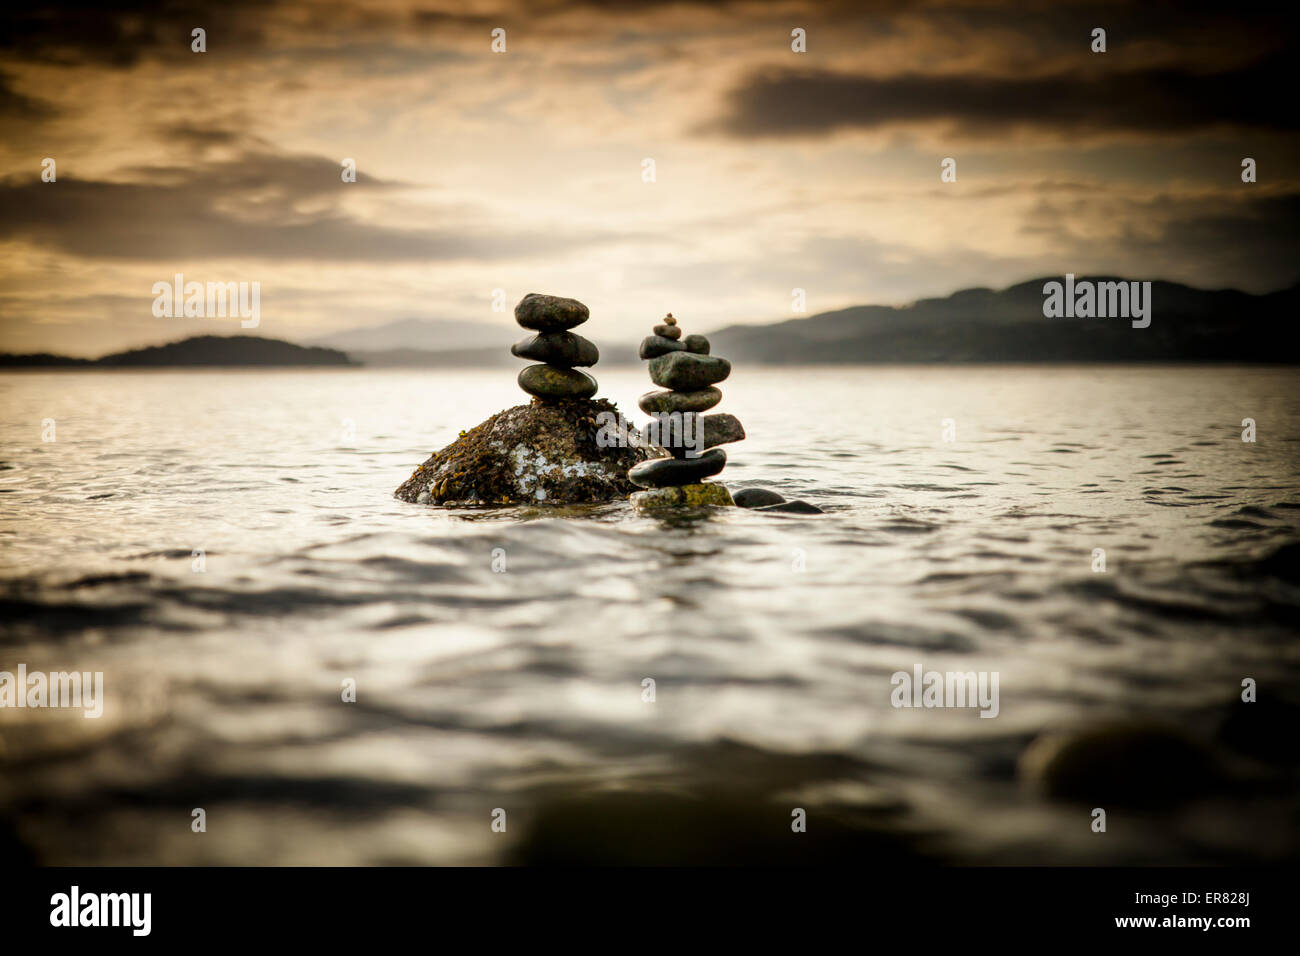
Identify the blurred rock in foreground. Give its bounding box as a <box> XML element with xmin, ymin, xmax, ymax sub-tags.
<box><xmin>1019</xmin><ymin>722</ymin><xmax>1228</xmax><ymax>808</ymax></box>
<box><xmin>508</xmin><ymin>790</ymin><xmax>932</xmax><ymax>867</ymax></box>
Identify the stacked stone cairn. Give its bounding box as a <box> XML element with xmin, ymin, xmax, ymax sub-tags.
<box><xmin>512</xmin><ymin>293</ymin><xmax>600</xmax><ymax>400</ymax></box>
<box><xmin>628</xmin><ymin>314</ymin><xmax>745</xmax><ymax>507</ymax></box>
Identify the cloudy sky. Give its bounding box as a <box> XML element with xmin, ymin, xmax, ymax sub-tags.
<box><xmin>1</xmin><ymin>0</ymin><xmax>1297</xmax><ymax>356</ymax></box>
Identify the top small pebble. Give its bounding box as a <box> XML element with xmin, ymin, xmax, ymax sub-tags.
<box><xmin>515</xmin><ymin>293</ymin><xmax>590</xmax><ymax>332</ymax></box>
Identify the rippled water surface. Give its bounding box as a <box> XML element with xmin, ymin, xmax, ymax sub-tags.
<box><xmin>2</xmin><ymin>366</ymin><xmax>1298</xmax><ymax>864</ymax></box>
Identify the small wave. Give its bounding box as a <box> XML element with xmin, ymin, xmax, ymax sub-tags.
<box><xmin>1208</xmin><ymin>518</ymin><xmax>1268</xmax><ymax>530</ymax></box>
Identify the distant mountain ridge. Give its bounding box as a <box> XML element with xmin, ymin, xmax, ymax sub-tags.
<box><xmin>4</xmin><ymin>278</ymin><xmax>1296</xmax><ymax>368</ymax></box>
<box><xmin>708</xmin><ymin>277</ymin><xmax>1300</xmax><ymax>364</ymax></box>
<box><xmin>0</xmin><ymin>335</ymin><xmax>354</xmax><ymax>367</ymax></box>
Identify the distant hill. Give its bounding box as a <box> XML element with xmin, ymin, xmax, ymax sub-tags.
<box><xmin>7</xmin><ymin>279</ymin><xmax>1295</xmax><ymax>369</ymax></box>
<box><xmin>0</xmin><ymin>352</ymin><xmax>94</xmax><ymax>368</ymax></box>
<box><xmin>310</xmin><ymin>317</ymin><xmax>514</xmax><ymax>352</ymax></box>
<box><xmin>709</xmin><ymin>277</ymin><xmax>1300</xmax><ymax>364</ymax></box>
<box><xmin>0</xmin><ymin>335</ymin><xmax>355</xmax><ymax>367</ymax></box>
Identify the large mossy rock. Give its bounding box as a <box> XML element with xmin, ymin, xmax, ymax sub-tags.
<box><xmin>394</xmin><ymin>398</ymin><xmax>653</xmax><ymax>506</ymax></box>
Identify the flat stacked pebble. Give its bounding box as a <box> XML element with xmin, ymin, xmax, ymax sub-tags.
<box><xmin>512</xmin><ymin>293</ymin><xmax>599</xmax><ymax>400</ymax></box>
<box><xmin>629</xmin><ymin>314</ymin><xmax>744</xmax><ymax>507</ymax></box>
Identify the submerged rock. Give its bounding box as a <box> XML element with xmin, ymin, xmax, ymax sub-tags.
<box><xmin>394</xmin><ymin>398</ymin><xmax>651</xmax><ymax>506</ymax></box>
<box><xmin>734</xmin><ymin>486</ymin><xmax>786</xmax><ymax>508</ymax></box>
<box><xmin>756</xmin><ymin>499</ymin><xmax>824</xmax><ymax>514</ymax></box>
<box><xmin>632</xmin><ymin>481</ymin><xmax>734</xmax><ymax>509</ymax></box>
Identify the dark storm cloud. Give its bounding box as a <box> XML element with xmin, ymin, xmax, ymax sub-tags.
<box><xmin>409</xmin><ymin>8</ymin><xmax>499</xmax><ymax>30</ymax></box>
<box><xmin>2</xmin><ymin>0</ymin><xmax>1293</xmax><ymax>73</ymax></box>
<box><xmin>0</xmin><ymin>0</ymin><xmax>273</xmax><ymax>67</ymax></box>
<box><xmin>158</xmin><ymin>123</ymin><xmax>242</xmax><ymax>147</ymax></box>
<box><xmin>1123</xmin><ymin>192</ymin><xmax>1300</xmax><ymax>285</ymax></box>
<box><xmin>0</xmin><ymin>71</ymin><xmax>56</xmax><ymax>119</ymax></box>
<box><xmin>0</xmin><ymin>0</ymin><xmax>518</xmax><ymax>68</ymax></box>
<box><xmin>714</xmin><ymin>54</ymin><xmax>1299</xmax><ymax>138</ymax></box>
<box><xmin>1019</xmin><ymin>190</ymin><xmax>1300</xmax><ymax>291</ymax></box>
<box><xmin>0</xmin><ymin>150</ymin><xmax>607</xmax><ymax>262</ymax></box>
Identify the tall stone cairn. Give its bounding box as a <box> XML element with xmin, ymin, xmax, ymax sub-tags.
<box><xmin>627</xmin><ymin>314</ymin><xmax>744</xmax><ymax>507</ymax></box>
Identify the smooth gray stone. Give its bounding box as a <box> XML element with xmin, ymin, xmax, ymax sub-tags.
<box><xmin>512</xmin><ymin>332</ymin><xmax>598</xmax><ymax>367</ymax></box>
<box><xmin>702</xmin><ymin>413</ymin><xmax>744</xmax><ymax>448</ymax></box>
<box><xmin>755</xmin><ymin>499</ymin><xmax>824</xmax><ymax>514</ymax></box>
<box><xmin>684</xmin><ymin>334</ymin><xmax>710</xmax><ymax>355</ymax></box>
<box><xmin>629</xmin><ymin>448</ymin><xmax>726</xmax><ymax>488</ymax></box>
<box><xmin>638</xmin><ymin>387</ymin><xmax>722</xmax><ymax>415</ymax></box>
<box><xmin>639</xmin><ymin>335</ymin><xmax>686</xmax><ymax>360</ymax></box>
<box><xmin>733</xmin><ymin>486</ymin><xmax>785</xmax><ymax>508</ymax></box>
<box><xmin>652</xmin><ymin>323</ymin><xmax>682</xmax><ymax>340</ymax></box>
<box><xmin>649</xmin><ymin>351</ymin><xmax>731</xmax><ymax>391</ymax></box>
<box><xmin>515</xmin><ymin>293</ymin><xmax>589</xmax><ymax>332</ymax></box>
<box><xmin>518</xmin><ymin>364</ymin><xmax>597</xmax><ymax>399</ymax></box>
<box><xmin>661</xmin><ymin>413</ymin><xmax>745</xmax><ymax>458</ymax></box>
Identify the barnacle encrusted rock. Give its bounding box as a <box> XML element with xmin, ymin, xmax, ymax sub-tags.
<box><xmin>394</xmin><ymin>398</ymin><xmax>653</xmax><ymax>506</ymax></box>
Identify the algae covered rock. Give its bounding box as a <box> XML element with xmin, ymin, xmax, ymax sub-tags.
<box><xmin>632</xmin><ymin>482</ymin><xmax>734</xmax><ymax>509</ymax></box>
<box><xmin>395</xmin><ymin>398</ymin><xmax>652</xmax><ymax>506</ymax></box>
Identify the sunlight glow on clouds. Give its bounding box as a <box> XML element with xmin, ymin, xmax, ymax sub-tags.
<box><xmin>1</xmin><ymin>0</ymin><xmax>1296</xmax><ymax>354</ymax></box>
